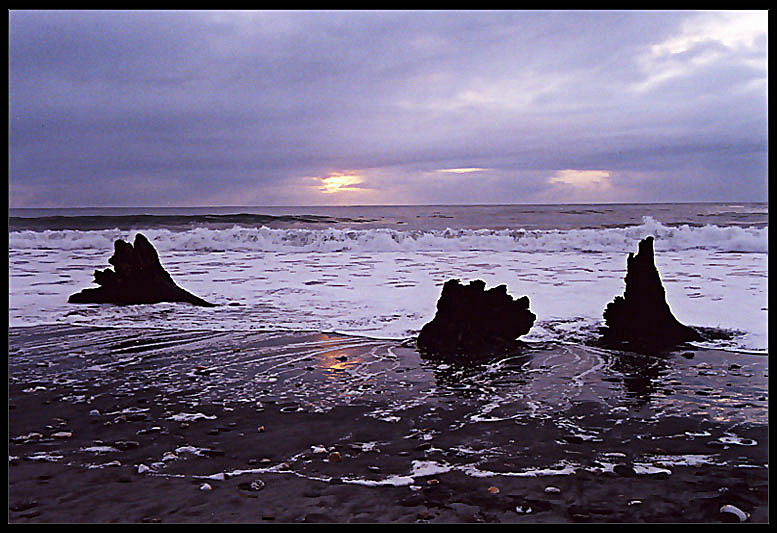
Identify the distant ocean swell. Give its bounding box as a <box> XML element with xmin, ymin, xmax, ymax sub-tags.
<box><xmin>9</xmin><ymin>217</ymin><xmax>767</xmax><ymax>254</ymax></box>
<box><xmin>7</xmin><ymin>213</ymin><xmax>371</xmax><ymax>231</ymax></box>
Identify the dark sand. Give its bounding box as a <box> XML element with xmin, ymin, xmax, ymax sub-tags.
<box><xmin>8</xmin><ymin>325</ymin><xmax>769</xmax><ymax>523</ymax></box>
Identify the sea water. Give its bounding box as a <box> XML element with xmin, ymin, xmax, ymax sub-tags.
<box><xmin>8</xmin><ymin>203</ymin><xmax>768</xmax><ymax>352</ymax></box>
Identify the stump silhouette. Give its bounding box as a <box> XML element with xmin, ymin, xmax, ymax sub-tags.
<box><xmin>601</xmin><ymin>236</ymin><xmax>701</xmax><ymax>348</ymax></box>
<box><xmin>68</xmin><ymin>233</ymin><xmax>215</xmax><ymax>307</ymax></box>
<box><xmin>417</xmin><ymin>279</ymin><xmax>536</xmax><ymax>359</ymax></box>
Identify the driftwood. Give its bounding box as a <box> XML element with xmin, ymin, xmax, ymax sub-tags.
<box><xmin>417</xmin><ymin>279</ymin><xmax>536</xmax><ymax>359</ymax></box>
<box><xmin>600</xmin><ymin>236</ymin><xmax>701</xmax><ymax>349</ymax></box>
<box><xmin>68</xmin><ymin>233</ymin><xmax>214</xmax><ymax>307</ymax></box>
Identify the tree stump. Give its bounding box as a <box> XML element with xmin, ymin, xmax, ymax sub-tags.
<box><xmin>68</xmin><ymin>233</ymin><xmax>215</xmax><ymax>307</ymax></box>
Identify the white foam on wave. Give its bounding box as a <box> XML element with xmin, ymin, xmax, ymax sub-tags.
<box><xmin>8</xmin><ymin>217</ymin><xmax>768</xmax><ymax>254</ymax></box>
<box><xmin>8</xmin><ymin>218</ymin><xmax>768</xmax><ymax>352</ymax></box>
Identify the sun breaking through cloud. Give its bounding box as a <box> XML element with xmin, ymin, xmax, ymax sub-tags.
<box><xmin>317</xmin><ymin>173</ymin><xmax>366</xmax><ymax>194</ymax></box>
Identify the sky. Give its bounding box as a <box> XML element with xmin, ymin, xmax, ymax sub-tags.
<box><xmin>8</xmin><ymin>10</ymin><xmax>768</xmax><ymax>207</ymax></box>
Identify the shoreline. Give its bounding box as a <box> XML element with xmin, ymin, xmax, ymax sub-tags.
<box><xmin>7</xmin><ymin>321</ymin><xmax>768</xmax><ymax>357</ymax></box>
<box><xmin>9</xmin><ymin>324</ymin><xmax>769</xmax><ymax>523</ymax></box>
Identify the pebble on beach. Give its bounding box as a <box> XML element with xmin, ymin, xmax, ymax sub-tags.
<box><xmin>238</xmin><ymin>480</ymin><xmax>265</xmax><ymax>493</ymax></box>
<box><xmin>720</xmin><ymin>504</ymin><xmax>749</xmax><ymax>522</ymax></box>
<box><xmin>327</xmin><ymin>451</ymin><xmax>342</xmax><ymax>463</ymax></box>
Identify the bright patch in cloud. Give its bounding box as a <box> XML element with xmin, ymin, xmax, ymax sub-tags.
<box><xmin>652</xmin><ymin>11</ymin><xmax>767</xmax><ymax>57</ymax></box>
<box><xmin>317</xmin><ymin>173</ymin><xmax>366</xmax><ymax>194</ymax></box>
<box><xmin>548</xmin><ymin>169</ymin><xmax>612</xmax><ymax>188</ymax></box>
<box><xmin>635</xmin><ymin>11</ymin><xmax>767</xmax><ymax>92</ymax></box>
<box><xmin>437</xmin><ymin>167</ymin><xmax>487</xmax><ymax>174</ymax></box>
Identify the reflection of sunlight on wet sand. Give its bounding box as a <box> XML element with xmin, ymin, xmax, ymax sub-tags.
<box><xmin>316</xmin><ymin>349</ymin><xmax>361</xmax><ymax>379</ymax></box>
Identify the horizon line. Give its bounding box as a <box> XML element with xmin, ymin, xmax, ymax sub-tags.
<box><xmin>8</xmin><ymin>200</ymin><xmax>768</xmax><ymax>210</ymax></box>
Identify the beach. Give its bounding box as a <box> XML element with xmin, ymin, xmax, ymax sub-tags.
<box><xmin>9</xmin><ymin>324</ymin><xmax>768</xmax><ymax>523</ymax></box>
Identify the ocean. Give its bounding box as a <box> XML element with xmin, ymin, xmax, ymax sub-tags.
<box><xmin>8</xmin><ymin>202</ymin><xmax>768</xmax><ymax>352</ymax></box>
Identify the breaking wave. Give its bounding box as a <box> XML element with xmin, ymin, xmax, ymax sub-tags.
<box><xmin>9</xmin><ymin>217</ymin><xmax>768</xmax><ymax>254</ymax></box>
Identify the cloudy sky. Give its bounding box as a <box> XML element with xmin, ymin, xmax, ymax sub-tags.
<box><xmin>9</xmin><ymin>10</ymin><xmax>768</xmax><ymax>207</ymax></box>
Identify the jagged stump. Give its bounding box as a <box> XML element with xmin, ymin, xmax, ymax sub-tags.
<box><xmin>601</xmin><ymin>236</ymin><xmax>701</xmax><ymax>349</ymax></box>
<box><xmin>68</xmin><ymin>233</ymin><xmax>215</xmax><ymax>307</ymax></box>
<box><xmin>417</xmin><ymin>279</ymin><xmax>536</xmax><ymax>359</ymax></box>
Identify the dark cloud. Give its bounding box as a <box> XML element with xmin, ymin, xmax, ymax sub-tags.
<box><xmin>9</xmin><ymin>10</ymin><xmax>768</xmax><ymax>206</ymax></box>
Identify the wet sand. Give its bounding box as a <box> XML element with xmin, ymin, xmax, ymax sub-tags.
<box><xmin>8</xmin><ymin>325</ymin><xmax>769</xmax><ymax>523</ymax></box>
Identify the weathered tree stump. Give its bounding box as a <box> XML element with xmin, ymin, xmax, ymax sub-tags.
<box><xmin>600</xmin><ymin>236</ymin><xmax>701</xmax><ymax>349</ymax></box>
<box><xmin>417</xmin><ymin>279</ymin><xmax>536</xmax><ymax>359</ymax></box>
<box><xmin>68</xmin><ymin>233</ymin><xmax>215</xmax><ymax>307</ymax></box>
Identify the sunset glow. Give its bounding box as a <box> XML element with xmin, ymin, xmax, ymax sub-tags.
<box><xmin>318</xmin><ymin>174</ymin><xmax>365</xmax><ymax>194</ymax></box>
<box><xmin>548</xmin><ymin>169</ymin><xmax>612</xmax><ymax>188</ymax></box>
<box><xmin>437</xmin><ymin>167</ymin><xmax>487</xmax><ymax>174</ymax></box>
